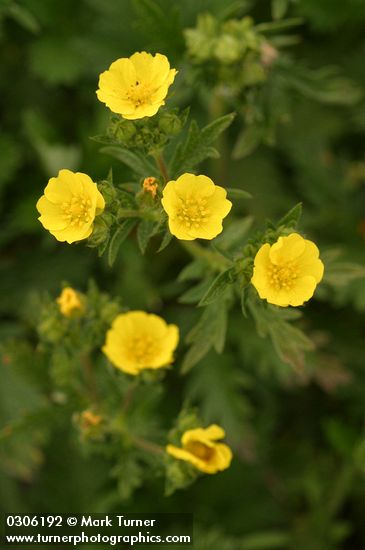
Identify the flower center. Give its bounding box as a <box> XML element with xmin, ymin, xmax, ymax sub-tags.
<box><xmin>268</xmin><ymin>261</ymin><xmax>298</xmax><ymax>290</ymax></box>
<box><xmin>61</xmin><ymin>196</ymin><xmax>92</xmax><ymax>227</ymax></box>
<box><xmin>177</xmin><ymin>196</ymin><xmax>210</xmax><ymax>230</ymax></box>
<box><xmin>126</xmin><ymin>80</ymin><xmax>152</xmax><ymax>107</ymax></box>
<box><xmin>125</xmin><ymin>335</ymin><xmax>158</xmax><ymax>365</ymax></box>
<box><xmin>185</xmin><ymin>441</ymin><xmax>214</xmax><ymax>461</ymax></box>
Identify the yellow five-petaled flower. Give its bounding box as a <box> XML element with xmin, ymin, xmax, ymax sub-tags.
<box><xmin>102</xmin><ymin>311</ymin><xmax>179</xmax><ymax>376</ymax></box>
<box><xmin>36</xmin><ymin>169</ymin><xmax>105</xmax><ymax>244</ymax></box>
<box><xmin>161</xmin><ymin>173</ymin><xmax>232</xmax><ymax>240</ymax></box>
<box><xmin>57</xmin><ymin>287</ymin><xmax>84</xmax><ymax>317</ymax></box>
<box><xmin>166</xmin><ymin>424</ymin><xmax>232</xmax><ymax>474</ymax></box>
<box><xmin>96</xmin><ymin>52</ymin><xmax>177</xmax><ymax>120</ymax></box>
<box><xmin>251</xmin><ymin>233</ymin><xmax>324</xmax><ymax>307</ymax></box>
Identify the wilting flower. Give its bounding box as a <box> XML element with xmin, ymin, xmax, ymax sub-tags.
<box><xmin>251</xmin><ymin>233</ymin><xmax>324</xmax><ymax>307</ymax></box>
<box><xmin>143</xmin><ymin>176</ymin><xmax>158</xmax><ymax>198</ymax></box>
<box><xmin>57</xmin><ymin>287</ymin><xmax>84</xmax><ymax>317</ymax></box>
<box><xmin>96</xmin><ymin>52</ymin><xmax>177</xmax><ymax>120</ymax></box>
<box><xmin>166</xmin><ymin>424</ymin><xmax>232</xmax><ymax>474</ymax></box>
<box><xmin>102</xmin><ymin>311</ymin><xmax>179</xmax><ymax>375</ymax></box>
<box><xmin>161</xmin><ymin>173</ymin><xmax>232</xmax><ymax>240</ymax></box>
<box><xmin>36</xmin><ymin>169</ymin><xmax>105</xmax><ymax>243</ymax></box>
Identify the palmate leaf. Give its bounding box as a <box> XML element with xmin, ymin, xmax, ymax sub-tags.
<box><xmin>169</xmin><ymin>113</ymin><xmax>235</xmax><ymax>177</ymax></box>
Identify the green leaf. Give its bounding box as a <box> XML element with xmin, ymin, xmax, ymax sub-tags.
<box><xmin>214</xmin><ymin>217</ymin><xmax>254</xmax><ymax>252</ymax></box>
<box><xmin>178</xmin><ymin>261</ymin><xmax>206</xmax><ymax>282</ymax></box>
<box><xmin>8</xmin><ymin>3</ymin><xmax>40</xmax><ymax>33</ymax></box>
<box><xmin>199</xmin><ymin>268</ymin><xmax>236</xmax><ymax>306</ymax></box>
<box><xmin>169</xmin><ymin>113</ymin><xmax>235</xmax><ymax>177</ymax></box>
<box><xmin>322</xmin><ymin>250</ymin><xmax>365</xmax><ymax>287</ymax></box>
<box><xmin>277</xmin><ymin>202</ymin><xmax>302</xmax><ymax>230</ymax></box>
<box><xmin>255</xmin><ymin>17</ymin><xmax>303</xmax><ymax>33</ymax></box>
<box><xmin>232</xmin><ymin>125</ymin><xmax>264</xmax><ymax>159</ymax></box>
<box><xmin>182</xmin><ymin>301</ymin><xmax>229</xmax><ymax>373</ymax></box>
<box><xmin>100</xmin><ymin>147</ymin><xmax>158</xmax><ymax>178</ymax></box>
<box><xmin>213</xmin><ymin>306</ymin><xmax>228</xmax><ymax>354</ymax></box>
<box><xmin>108</xmin><ymin>220</ymin><xmax>137</xmax><ymax>267</ymax></box>
<box><xmin>157</xmin><ymin>230</ymin><xmax>173</xmax><ymax>252</ymax></box>
<box><xmin>248</xmin><ymin>294</ymin><xmax>314</xmax><ymax>372</ymax></box>
<box><xmin>179</xmin><ymin>279</ymin><xmax>213</xmax><ymax>305</ymax></box>
<box><xmin>226</xmin><ymin>188</ymin><xmax>252</xmax><ymax>200</ymax></box>
<box><xmin>137</xmin><ymin>219</ymin><xmax>157</xmax><ymax>254</ymax></box>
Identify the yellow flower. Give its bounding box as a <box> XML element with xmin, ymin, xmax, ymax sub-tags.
<box><xmin>161</xmin><ymin>173</ymin><xmax>232</xmax><ymax>240</ymax></box>
<box><xmin>166</xmin><ymin>424</ymin><xmax>232</xmax><ymax>474</ymax></box>
<box><xmin>36</xmin><ymin>169</ymin><xmax>105</xmax><ymax>244</ymax></box>
<box><xmin>96</xmin><ymin>52</ymin><xmax>177</xmax><ymax>120</ymax></box>
<box><xmin>251</xmin><ymin>233</ymin><xmax>324</xmax><ymax>307</ymax></box>
<box><xmin>57</xmin><ymin>287</ymin><xmax>84</xmax><ymax>317</ymax></box>
<box><xmin>102</xmin><ymin>311</ymin><xmax>179</xmax><ymax>375</ymax></box>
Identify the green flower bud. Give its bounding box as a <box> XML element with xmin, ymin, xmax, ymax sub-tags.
<box><xmin>214</xmin><ymin>34</ymin><xmax>242</xmax><ymax>64</ymax></box>
<box><xmin>158</xmin><ymin>113</ymin><xmax>183</xmax><ymax>136</ymax></box>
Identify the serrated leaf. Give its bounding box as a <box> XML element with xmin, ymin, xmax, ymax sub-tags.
<box><xmin>169</xmin><ymin>113</ymin><xmax>235</xmax><ymax>177</ymax></box>
<box><xmin>199</xmin><ymin>268</ymin><xmax>236</xmax><ymax>306</ymax></box>
<box><xmin>100</xmin><ymin>147</ymin><xmax>158</xmax><ymax>178</ymax></box>
<box><xmin>108</xmin><ymin>220</ymin><xmax>137</xmax><ymax>267</ymax></box>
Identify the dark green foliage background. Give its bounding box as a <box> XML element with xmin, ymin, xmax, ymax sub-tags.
<box><xmin>1</xmin><ymin>0</ymin><xmax>365</xmax><ymax>548</ymax></box>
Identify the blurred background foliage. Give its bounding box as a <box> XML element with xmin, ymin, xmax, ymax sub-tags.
<box><xmin>1</xmin><ymin>0</ymin><xmax>365</xmax><ymax>548</ymax></box>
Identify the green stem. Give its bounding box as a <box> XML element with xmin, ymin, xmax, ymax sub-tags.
<box><xmin>154</xmin><ymin>153</ymin><xmax>169</xmax><ymax>182</ymax></box>
<box><xmin>133</xmin><ymin>436</ymin><xmax>165</xmax><ymax>455</ymax></box>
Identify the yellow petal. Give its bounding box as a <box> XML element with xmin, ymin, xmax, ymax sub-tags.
<box><xmin>206</xmin><ymin>186</ymin><xmax>232</xmax><ymax>218</ymax></box>
<box><xmin>50</xmin><ymin>222</ymin><xmax>93</xmax><ymax>244</ymax></box>
<box><xmin>297</xmin><ymin>240</ymin><xmax>324</xmax><ymax>283</ymax></box>
<box><xmin>122</xmin><ymin>103</ymin><xmax>162</xmax><ymax>120</ymax></box>
<box><xmin>287</xmin><ymin>275</ymin><xmax>317</xmax><ymax>306</ymax></box>
<box><xmin>173</xmin><ymin>173</ymin><xmax>215</xmax><ymax>199</ymax></box>
<box><xmin>270</xmin><ymin>233</ymin><xmax>306</xmax><ymax>265</ymax></box>
<box><xmin>130</xmin><ymin>51</ymin><xmax>155</xmax><ymax>80</ymax></box>
<box><xmin>43</xmin><ymin>176</ymin><xmax>72</xmax><ymax>203</ymax></box>
<box><xmin>37</xmin><ymin>197</ymin><xmax>69</xmax><ymax>231</ymax></box>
